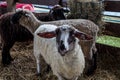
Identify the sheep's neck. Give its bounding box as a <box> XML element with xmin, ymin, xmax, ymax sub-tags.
<box><xmin>58</xmin><ymin>45</ymin><xmax>84</xmax><ymax>79</ymax></box>
<box><xmin>33</xmin><ymin>20</ymin><xmax>41</xmax><ymax>31</ymax></box>
<box><xmin>28</xmin><ymin>20</ymin><xmax>41</xmax><ymax>33</ymax></box>
<box><xmin>33</xmin><ymin>20</ymin><xmax>49</xmax><ymax>31</ymax></box>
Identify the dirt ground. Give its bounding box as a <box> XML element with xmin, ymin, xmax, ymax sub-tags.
<box><xmin>0</xmin><ymin>42</ymin><xmax>120</xmax><ymax>80</ymax></box>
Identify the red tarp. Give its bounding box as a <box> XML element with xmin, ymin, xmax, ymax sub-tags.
<box><xmin>0</xmin><ymin>1</ymin><xmax>34</xmax><ymax>11</ymax></box>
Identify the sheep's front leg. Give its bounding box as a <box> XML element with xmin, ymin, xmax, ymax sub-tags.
<box><xmin>73</xmin><ymin>77</ymin><xmax>78</xmax><ymax>80</ymax></box>
<box><xmin>57</xmin><ymin>76</ymin><xmax>78</xmax><ymax>80</ymax></box>
<box><xmin>2</xmin><ymin>41</ymin><xmax>15</xmax><ymax>65</ymax></box>
<box><xmin>85</xmin><ymin>48</ymin><xmax>97</xmax><ymax>76</ymax></box>
<box><xmin>34</xmin><ymin>51</ymin><xmax>41</xmax><ymax>76</ymax></box>
<box><xmin>57</xmin><ymin>76</ymin><xmax>63</xmax><ymax>80</ymax></box>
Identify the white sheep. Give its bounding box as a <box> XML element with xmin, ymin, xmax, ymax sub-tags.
<box><xmin>11</xmin><ymin>9</ymin><xmax>99</xmax><ymax>75</ymax></box>
<box><xmin>34</xmin><ymin>24</ymin><xmax>93</xmax><ymax>80</ymax></box>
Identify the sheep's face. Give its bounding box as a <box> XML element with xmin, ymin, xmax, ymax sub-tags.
<box><xmin>37</xmin><ymin>24</ymin><xmax>93</xmax><ymax>56</ymax></box>
<box><xmin>49</xmin><ymin>5</ymin><xmax>66</xmax><ymax>20</ymax></box>
<box><xmin>18</xmin><ymin>10</ymin><xmax>37</xmax><ymax>28</ymax></box>
<box><xmin>55</xmin><ymin>25</ymin><xmax>76</xmax><ymax>56</ymax></box>
<box><xmin>12</xmin><ymin>10</ymin><xmax>37</xmax><ymax>31</ymax></box>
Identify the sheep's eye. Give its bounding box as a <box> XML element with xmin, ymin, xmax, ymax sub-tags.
<box><xmin>24</xmin><ymin>13</ymin><xmax>30</xmax><ymax>17</ymax></box>
<box><xmin>68</xmin><ymin>36</ymin><xmax>75</xmax><ymax>44</ymax></box>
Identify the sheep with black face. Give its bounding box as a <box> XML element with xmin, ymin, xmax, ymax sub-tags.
<box><xmin>34</xmin><ymin>24</ymin><xmax>93</xmax><ymax>80</ymax></box>
<box><xmin>35</xmin><ymin>5</ymin><xmax>66</xmax><ymax>21</ymax></box>
<box><xmin>0</xmin><ymin>12</ymin><xmax>33</xmax><ymax>65</ymax></box>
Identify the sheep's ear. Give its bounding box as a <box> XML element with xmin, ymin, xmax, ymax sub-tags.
<box><xmin>74</xmin><ymin>31</ymin><xmax>93</xmax><ymax>40</ymax></box>
<box><xmin>37</xmin><ymin>31</ymin><xmax>56</xmax><ymax>38</ymax></box>
<box><xmin>11</xmin><ymin>10</ymin><xmax>23</xmax><ymax>24</ymax></box>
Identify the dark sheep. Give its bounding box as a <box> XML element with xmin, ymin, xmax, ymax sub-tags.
<box><xmin>0</xmin><ymin>12</ymin><xmax>33</xmax><ymax>65</ymax></box>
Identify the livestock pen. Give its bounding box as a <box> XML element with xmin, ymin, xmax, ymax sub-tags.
<box><xmin>0</xmin><ymin>0</ymin><xmax>120</xmax><ymax>80</ymax></box>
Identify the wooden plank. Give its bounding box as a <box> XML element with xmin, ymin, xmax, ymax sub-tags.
<box><xmin>104</xmin><ymin>0</ymin><xmax>119</xmax><ymax>1</ymax></box>
<box><xmin>97</xmin><ymin>35</ymin><xmax>120</xmax><ymax>48</ymax></box>
<box><xmin>102</xmin><ymin>14</ymin><xmax>120</xmax><ymax>37</ymax></box>
<box><xmin>104</xmin><ymin>1</ymin><xmax>120</xmax><ymax>12</ymax></box>
<box><xmin>104</xmin><ymin>22</ymin><xmax>120</xmax><ymax>37</ymax></box>
<box><xmin>103</xmin><ymin>16</ymin><xmax>120</xmax><ymax>24</ymax></box>
<box><xmin>103</xmin><ymin>11</ymin><xmax>120</xmax><ymax>17</ymax></box>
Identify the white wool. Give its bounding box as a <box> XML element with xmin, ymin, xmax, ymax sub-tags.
<box><xmin>34</xmin><ymin>24</ymin><xmax>85</xmax><ymax>79</ymax></box>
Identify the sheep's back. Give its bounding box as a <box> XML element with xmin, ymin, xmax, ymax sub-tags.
<box><xmin>42</xmin><ymin>19</ymin><xmax>99</xmax><ymax>36</ymax></box>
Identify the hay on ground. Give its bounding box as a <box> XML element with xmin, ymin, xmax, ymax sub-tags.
<box><xmin>0</xmin><ymin>42</ymin><xmax>120</xmax><ymax>80</ymax></box>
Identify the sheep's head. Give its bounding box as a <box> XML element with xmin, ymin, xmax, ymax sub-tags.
<box><xmin>37</xmin><ymin>24</ymin><xmax>93</xmax><ymax>56</ymax></box>
<box><xmin>11</xmin><ymin>9</ymin><xmax>38</xmax><ymax>32</ymax></box>
<box><xmin>49</xmin><ymin>5</ymin><xmax>66</xmax><ymax>20</ymax></box>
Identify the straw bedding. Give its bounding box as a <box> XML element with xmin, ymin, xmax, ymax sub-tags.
<box><xmin>0</xmin><ymin>42</ymin><xmax>119</xmax><ymax>80</ymax></box>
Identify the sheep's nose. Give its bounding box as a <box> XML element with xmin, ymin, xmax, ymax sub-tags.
<box><xmin>59</xmin><ymin>40</ymin><xmax>66</xmax><ymax>51</ymax></box>
<box><xmin>60</xmin><ymin>43</ymin><xmax>66</xmax><ymax>51</ymax></box>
